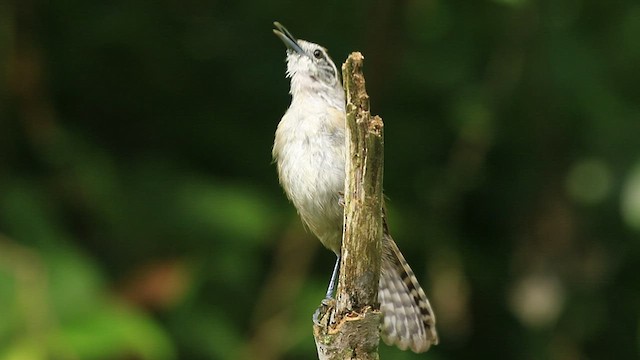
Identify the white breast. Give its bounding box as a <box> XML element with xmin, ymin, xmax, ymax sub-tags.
<box><xmin>273</xmin><ymin>99</ymin><xmax>346</xmax><ymax>252</ymax></box>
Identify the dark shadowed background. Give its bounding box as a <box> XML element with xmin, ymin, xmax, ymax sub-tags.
<box><xmin>1</xmin><ymin>0</ymin><xmax>640</xmax><ymax>359</ymax></box>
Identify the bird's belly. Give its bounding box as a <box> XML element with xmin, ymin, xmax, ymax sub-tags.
<box><xmin>278</xmin><ymin>137</ymin><xmax>345</xmax><ymax>252</ymax></box>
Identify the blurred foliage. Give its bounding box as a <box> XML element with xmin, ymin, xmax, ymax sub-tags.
<box><xmin>1</xmin><ymin>0</ymin><xmax>640</xmax><ymax>359</ymax></box>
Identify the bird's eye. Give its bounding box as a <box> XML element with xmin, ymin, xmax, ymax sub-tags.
<box><xmin>313</xmin><ymin>49</ymin><xmax>323</xmax><ymax>59</ymax></box>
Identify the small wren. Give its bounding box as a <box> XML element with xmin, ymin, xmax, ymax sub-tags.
<box><xmin>272</xmin><ymin>22</ymin><xmax>438</xmax><ymax>353</ymax></box>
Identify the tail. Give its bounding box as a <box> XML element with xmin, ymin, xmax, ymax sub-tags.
<box><xmin>379</xmin><ymin>233</ymin><xmax>438</xmax><ymax>353</ymax></box>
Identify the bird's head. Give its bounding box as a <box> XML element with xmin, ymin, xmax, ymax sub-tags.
<box><xmin>273</xmin><ymin>22</ymin><xmax>344</xmax><ymax>104</ymax></box>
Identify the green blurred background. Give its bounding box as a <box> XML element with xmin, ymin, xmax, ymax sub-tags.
<box><xmin>1</xmin><ymin>0</ymin><xmax>640</xmax><ymax>359</ymax></box>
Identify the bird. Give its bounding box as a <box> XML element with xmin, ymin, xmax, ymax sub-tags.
<box><xmin>272</xmin><ymin>22</ymin><xmax>438</xmax><ymax>353</ymax></box>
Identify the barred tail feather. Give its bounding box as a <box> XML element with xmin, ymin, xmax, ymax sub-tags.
<box><xmin>379</xmin><ymin>234</ymin><xmax>438</xmax><ymax>353</ymax></box>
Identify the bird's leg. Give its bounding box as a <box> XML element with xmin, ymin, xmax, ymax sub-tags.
<box><xmin>325</xmin><ymin>254</ymin><xmax>341</xmax><ymax>299</ymax></box>
<box><xmin>313</xmin><ymin>254</ymin><xmax>340</xmax><ymax>326</ymax></box>
<box><xmin>314</xmin><ymin>196</ymin><xmax>344</xmax><ymax>325</ymax></box>
<box><xmin>329</xmin><ymin>192</ymin><xmax>344</xmax><ymax>299</ymax></box>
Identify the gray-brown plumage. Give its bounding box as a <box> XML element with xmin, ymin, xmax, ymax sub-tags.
<box><xmin>272</xmin><ymin>22</ymin><xmax>438</xmax><ymax>353</ymax></box>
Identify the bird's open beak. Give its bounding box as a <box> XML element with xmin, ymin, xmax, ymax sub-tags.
<box><xmin>273</xmin><ymin>22</ymin><xmax>305</xmax><ymax>55</ymax></box>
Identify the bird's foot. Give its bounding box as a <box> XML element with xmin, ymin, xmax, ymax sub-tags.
<box><xmin>313</xmin><ymin>297</ymin><xmax>336</xmax><ymax>327</ymax></box>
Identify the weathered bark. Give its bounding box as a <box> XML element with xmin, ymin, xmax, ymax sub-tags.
<box><xmin>313</xmin><ymin>52</ymin><xmax>384</xmax><ymax>360</ymax></box>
